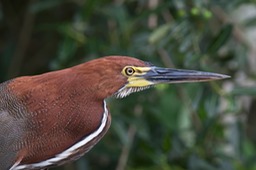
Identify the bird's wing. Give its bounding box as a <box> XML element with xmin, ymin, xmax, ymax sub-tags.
<box><xmin>0</xmin><ymin>110</ymin><xmax>24</xmax><ymax>170</ymax></box>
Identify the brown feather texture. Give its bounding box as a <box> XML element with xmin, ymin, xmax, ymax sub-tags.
<box><xmin>0</xmin><ymin>56</ymin><xmax>229</xmax><ymax>170</ymax></box>
<box><xmin>0</xmin><ymin>56</ymin><xmax>149</xmax><ymax>170</ymax></box>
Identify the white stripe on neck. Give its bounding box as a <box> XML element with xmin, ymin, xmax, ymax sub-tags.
<box><xmin>12</xmin><ymin>100</ymin><xmax>109</xmax><ymax>170</ymax></box>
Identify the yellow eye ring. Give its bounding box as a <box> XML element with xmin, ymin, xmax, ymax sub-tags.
<box><xmin>124</xmin><ymin>67</ymin><xmax>135</xmax><ymax>76</ymax></box>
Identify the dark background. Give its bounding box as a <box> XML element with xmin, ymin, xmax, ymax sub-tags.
<box><xmin>1</xmin><ymin>0</ymin><xmax>256</xmax><ymax>170</ymax></box>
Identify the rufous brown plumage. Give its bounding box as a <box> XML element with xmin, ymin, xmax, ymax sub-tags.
<box><xmin>0</xmin><ymin>56</ymin><xmax>229</xmax><ymax>170</ymax></box>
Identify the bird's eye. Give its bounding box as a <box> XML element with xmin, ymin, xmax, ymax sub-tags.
<box><xmin>124</xmin><ymin>67</ymin><xmax>135</xmax><ymax>76</ymax></box>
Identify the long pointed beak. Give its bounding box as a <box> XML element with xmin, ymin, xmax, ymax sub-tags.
<box><xmin>144</xmin><ymin>67</ymin><xmax>230</xmax><ymax>84</ymax></box>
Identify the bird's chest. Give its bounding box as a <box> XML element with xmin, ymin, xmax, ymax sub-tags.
<box><xmin>52</xmin><ymin>108</ymin><xmax>112</xmax><ymax>167</ymax></box>
<box><xmin>14</xmin><ymin>100</ymin><xmax>111</xmax><ymax>170</ymax></box>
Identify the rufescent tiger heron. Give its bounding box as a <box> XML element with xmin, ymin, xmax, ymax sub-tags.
<box><xmin>0</xmin><ymin>56</ymin><xmax>229</xmax><ymax>170</ymax></box>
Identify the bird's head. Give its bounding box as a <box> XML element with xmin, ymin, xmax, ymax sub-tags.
<box><xmin>75</xmin><ymin>56</ymin><xmax>229</xmax><ymax>99</ymax></box>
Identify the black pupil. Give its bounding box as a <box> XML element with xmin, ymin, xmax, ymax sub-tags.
<box><xmin>127</xmin><ymin>68</ymin><xmax>134</xmax><ymax>75</ymax></box>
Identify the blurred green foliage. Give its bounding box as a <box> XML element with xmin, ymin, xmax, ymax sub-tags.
<box><xmin>1</xmin><ymin>0</ymin><xmax>256</xmax><ymax>170</ymax></box>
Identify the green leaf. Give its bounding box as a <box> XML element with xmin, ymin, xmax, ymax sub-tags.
<box><xmin>207</xmin><ymin>24</ymin><xmax>233</xmax><ymax>54</ymax></box>
<box><xmin>149</xmin><ymin>23</ymin><xmax>172</xmax><ymax>44</ymax></box>
<box><xmin>243</xmin><ymin>17</ymin><xmax>256</xmax><ymax>27</ymax></box>
<box><xmin>231</xmin><ymin>87</ymin><xmax>256</xmax><ymax>96</ymax></box>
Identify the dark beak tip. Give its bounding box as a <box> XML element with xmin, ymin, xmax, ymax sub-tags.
<box><xmin>216</xmin><ymin>74</ymin><xmax>231</xmax><ymax>80</ymax></box>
